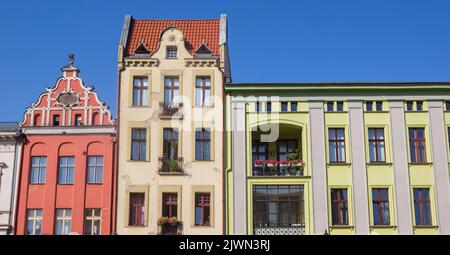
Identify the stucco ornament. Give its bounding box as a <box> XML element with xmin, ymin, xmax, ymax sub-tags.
<box><xmin>56</xmin><ymin>90</ymin><xmax>80</xmax><ymax>108</ymax></box>
<box><xmin>168</xmin><ymin>34</ymin><xmax>176</xmax><ymax>42</ymax></box>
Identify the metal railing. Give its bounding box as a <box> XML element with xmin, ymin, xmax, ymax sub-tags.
<box><xmin>253</xmin><ymin>224</ymin><xmax>305</xmax><ymax>235</ymax></box>
<box><xmin>252</xmin><ymin>160</ymin><xmax>305</xmax><ymax>177</ymax></box>
<box><xmin>158</xmin><ymin>157</ymin><xmax>184</xmax><ymax>174</ymax></box>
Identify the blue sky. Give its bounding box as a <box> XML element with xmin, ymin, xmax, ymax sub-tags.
<box><xmin>1</xmin><ymin>0</ymin><xmax>450</xmax><ymax>121</ymax></box>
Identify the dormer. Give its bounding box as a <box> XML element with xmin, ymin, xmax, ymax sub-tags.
<box><xmin>194</xmin><ymin>42</ymin><xmax>213</xmax><ymax>58</ymax></box>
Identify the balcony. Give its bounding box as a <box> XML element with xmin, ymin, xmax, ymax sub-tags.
<box><xmin>252</xmin><ymin>160</ymin><xmax>304</xmax><ymax>177</ymax></box>
<box><xmin>158</xmin><ymin>217</ymin><xmax>183</xmax><ymax>235</ymax></box>
<box><xmin>158</xmin><ymin>157</ymin><xmax>184</xmax><ymax>175</ymax></box>
<box><xmin>253</xmin><ymin>224</ymin><xmax>305</xmax><ymax>235</ymax></box>
<box><xmin>159</xmin><ymin>103</ymin><xmax>183</xmax><ymax>119</ymax></box>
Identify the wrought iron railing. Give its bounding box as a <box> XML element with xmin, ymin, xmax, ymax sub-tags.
<box><xmin>253</xmin><ymin>224</ymin><xmax>305</xmax><ymax>235</ymax></box>
<box><xmin>159</xmin><ymin>103</ymin><xmax>183</xmax><ymax>118</ymax></box>
<box><xmin>159</xmin><ymin>222</ymin><xmax>183</xmax><ymax>235</ymax></box>
<box><xmin>158</xmin><ymin>157</ymin><xmax>184</xmax><ymax>174</ymax></box>
<box><xmin>252</xmin><ymin>160</ymin><xmax>305</xmax><ymax>177</ymax></box>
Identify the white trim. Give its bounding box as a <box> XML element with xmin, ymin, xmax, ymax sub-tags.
<box><xmin>22</xmin><ymin>126</ymin><xmax>115</xmax><ymax>135</ymax></box>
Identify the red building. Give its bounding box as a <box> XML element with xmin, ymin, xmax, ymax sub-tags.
<box><xmin>15</xmin><ymin>56</ymin><xmax>117</xmax><ymax>235</ymax></box>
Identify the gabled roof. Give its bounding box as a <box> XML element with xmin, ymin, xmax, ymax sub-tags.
<box><xmin>124</xmin><ymin>18</ymin><xmax>221</xmax><ymax>56</ymax></box>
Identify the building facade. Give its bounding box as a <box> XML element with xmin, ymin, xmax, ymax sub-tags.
<box><xmin>15</xmin><ymin>58</ymin><xmax>117</xmax><ymax>235</ymax></box>
<box><xmin>116</xmin><ymin>15</ymin><xmax>231</xmax><ymax>234</ymax></box>
<box><xmin>225</xmin><ymin>82</ymin><xmax>450</xmax><ymax>235</ymax></box>
<box><xmin>0</xmin><ymin>123</ymin><xmax>21</xmax><ymax>235</ymax></box>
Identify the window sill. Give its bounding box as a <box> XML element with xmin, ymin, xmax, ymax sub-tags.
<box><xmin>370</xmin><ymin>225</ymin><xmax>397</xmax><ymax>229</ymax></box>
<box><xmin>367</xmin><ymin>162</ymin><xmax>393</xmax><ymax>166</ymax></box>
<box><xmin>29</xmin><ymin>183</ymin><xmax>45</xmax><ymax>185</ymax></box>
<box><xmin>247</xmin><ymin>175</ymin><xmax>310</xmax><ymax>179</ymax></box>
<box><xmin>364</xmin><ymin>111</ymin><xmax>390</xmax><ymax>113</ymax></box>
<box><xmin>86</xmin><ymin>183</ymin><xmax>103</xmax><ymax>185</ymax></box>
<box><xmin>125</xmin><ymin>225</ymin><xmax>147</xmax><ymax>228</ymax></box>
<box><xmin>329</xmin><ymin>225</ymin><xmax>354</xmax><ymax>229</ymax></box>
<box><xmin>327</xmin><ymin>162</ymin><xmax>351</xmax><ymax>166</ymax></box>
<box><xmin>129</xmin><ymin>106</ymin><xmax>150</xmax><ymax>109</ymax></box>
<box><xmin>158</xmin><ymin>171</ymin><xmax>185</xmax><ymax>176</ymax></box>
<box><xmin>413</xmin><ymin>225</ymin><xmax>438</xmax><ymax>230</ymax></box>
<box><xmin>325</xmin><ymin>111</ymin><xmax>348</xmax><ymax>113</ymax></box>
<box><xmin>57</xmin><ymin>184</ymin><xmax>74</xmax><ymax>186</ymax></box>
<box><xmin>127</xmin><ymin>160</ymin><xmax>150</xmax><ymax>163</ymax></box>
<box><xmin>405</xmin><ymin>110</ymin><xmax>428</xmax><ymax>113</ymax></box>
<box><xmin>408</xmin><ymin>162</ymin><xmax>433</xmax><ymax>166</ymax></box>
<box><xmin>191</xmin><ymin>225</ymin><xmax>213</xmax><ymax>228</ymax></box>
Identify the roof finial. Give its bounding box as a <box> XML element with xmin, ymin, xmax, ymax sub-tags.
<box><xmin>69</xmin><ymin>53</ymin><xmax>75</xmax><ymax>65</ymax></box>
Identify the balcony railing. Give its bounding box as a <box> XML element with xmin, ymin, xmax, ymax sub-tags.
<box><xmin>159</xmin><ymin>103</ymin><xmax>183</xmax><ymax>119</ymax></box>
<box><xmin>158</xmin><ymin>157</ymin><xmax>184</xmax><ymax>174</ymax></box>
<box><xmin>253</xmin><ymin>224</ymin><xmax>305</xmax><ymax>235</ymax></box>
<box><xmin>252</xmin><ymin>160</ymin><xmax>305</xmax><ymax>177</ymax></box>
<box><xmin>158</xmin><ymin>222</ymin><xmax>183</xmax><ymax>235</ymax></box>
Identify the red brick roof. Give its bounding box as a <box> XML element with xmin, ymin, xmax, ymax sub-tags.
<box><xmin>126</xmin><ymin>19</ymin><xmax>221</xmax><ymax>56</ymax></box>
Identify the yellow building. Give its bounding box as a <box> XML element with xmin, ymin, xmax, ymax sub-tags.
<box><xmin>116</xmin><ymin>15</ymin><xmax>231</xmax><ymax>234</ymax></box>
<box><xmin>225</xmin><ymin>82</ymin><xmax>450</xmax><ymax>235</ymax></box>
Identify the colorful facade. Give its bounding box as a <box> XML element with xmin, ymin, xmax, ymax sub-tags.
<box><xmin>0</xmin><ymin>122</ymin><xmax>21</xmax><ymax>235</ymax></box>
<box><xmin>225</xmin><ymin>82</ymin><xmax>450</xmax><ymax>235</ymax></box>
<box><xmin>14</xmin><ymin>59</ymin><xmax>117</xmax><ymax>235</ymax></box>
<box><xmin>115</xmin><ymin>15</ymin><xmax>231</xmax><ymax>235</ymax></box>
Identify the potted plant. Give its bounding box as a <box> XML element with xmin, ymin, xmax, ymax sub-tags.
<box><xmin>167</xmin><ymin>159</ymin><xmax>180</xmax><ymax>172</ymax></box>
<box><xmin>168</xmin><ymin>216</ymin><xmax>179</xmax><ymax>226</ymax></box>
<box><xmin>157</xmin><ymin>216</ymin><xmax>169</xmax><ymax>225</ymax></box>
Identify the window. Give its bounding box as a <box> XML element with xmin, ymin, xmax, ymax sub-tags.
<box><xmin>277</xmin><ymin>140</ymin><xmax>298</xmax><ymax>160</ymax></box>
<box><xmin>446</xmin><ymin>101</ymin><xmax>450</xmax><ymax>111</ymax></box>
<box><xmin>368</xmin><ymin>128</ymin><xmax>385</xmax><ymax>162</ymax></box>
<box><xmin>252</xmin><ymin>141</ymin><xmax>268</xmax><ymax>161</ymax></box>
<box><xmin>253</xmin><ymin>185</ymin><xmax>304</xmax><ymax>227</ymax></box>
<box><xmin>164</xmin><ymin>77</ymin><xmax>180</xmax><ymax>107</ymax></box>
<box><xmin>406</xmin><ymin>101</ymin><xmax>414</xmax><ymax>111</ymax></box>
<box><xmin>132</xmin><ymin>77</ymin><xmax>149</xmax><ymax>107</ymax></box>
<box><xmin>376</xmin><ymin>101</ymin><xmax>383</xmax><ymax>111</ymax></box>
<box><xmin>256</xmin><ymin>102</ymin><xmax>261</xmax><ymax>112</ymax></box>
<box><xmin>26</xmin><ymin>209</ymin><xmax>42</xmax><ymax>235</ymax></box>
<box><xmin>163</xmin><ymin>128</ymin><xmax>178</xmax><ymax>160</ymax></box>
<box><xmin>53</xmin><ymin>115</ymin><xmax>60</xmax><ymax>126</ymax></box>
<box><xmin>448</xmin><ymin>128</ymin><xmax>450</xmax><ymax>150</ymax></box>
<box><xmin>413</xmin><ymin>188</ymin><xmax>432</xmax><ymax>226</ymax></box>
<box><xmin>84</xmin><ymin>209</ymin><xmax>101</xmax><ymax>235</ymax></box>
<box><xmin>195</xmin><ymin>193</ymin><xmax>211</xmax><ymax>226</ymax></box>
<box><xmin>195</xmin><ymin>128</ymin><xmax>211</xmax><ymax>160</ymax></box>
<box><xmin>131</xmin><ymin>128</ymin><xmax>146</xmax><ymax>161</ymax></box>
<box><xmin>55</xmin><ymin>209</ymin><xmax>71</xmax><ymax>235</ymax></box>
<box><xmin>372</xmin><ymin>188</ymin><xmax>390</xmax><ymax>225</ymax></box>
<box><xmin>328</xmin><ymin>128</ymin><xmax>346</xmax><ymax>163</ymax></box>
<box><xmin>281</xmin><ymin>102</ymin><xmax>288</xmax><ymax>112</ymax></box>
<box><xmin>416</xmin><ymin>101</ymin><xmax>423</xmax><ymax>111</ymax></box>
<box><xmin>266</xmin><ymin>102</ymin><xmax>272</xmax><ymax>112</ymax></box>
<box><xmin>331</xmin><ymin>189</ymin><xmax>348</xmax><ymax>225</ymax></box>
<box><xmin>129</xmin><ymin>193</ymin><xmax>145</xmax><ymax>226</ymax></box>
<box><xmin>327</xmin><ymin>102</ymin><xmax>334</xmax><ymax>112</ymax></box>
<box><xmin>30</xmin><ymin>156</ymin><xmax>46</xmax><ymax>184</ymax></box>
<box><xmin>366</xmin><ymin>101</ymin><xmax>373</xmax><ymax>111</ymax></box>
<box><xmin>336</xmin><ymin>101</ymin><xmax>344</xmax><ymax>112</ymax></box>
<box><xmin>74</xmin><ymin>114</ymin><xmax>82</xmax><ymax>126</ymax></box>
<box><xmin>195</xmin><ymin>77</ymin><xmax>211</xmax><ymax>107</ymax></box>
<box><xmin>409</xmin><ymin>128</ymin><xmax>426</xmax><ymax>163</ymax></box>
<box><xmin>58</xmin><ymin>156</ymin><xmax>74</xmax><ymax>184</ymax></box>
<box><xmin>162</xmin><ymin>193</ymin><xmax>178</xmax><ymax>218</ymax></box>
<box><xmin>290</xmin><ymin>102</ymin><xmax>297</xmax><ymax>112</ymax></box>
<box><xmin>166</xmin><ymin>46</ymin><xmax>178</xmax><ymax>59</ymax></box>
<box><xmin>87</xmin><ymin>156</ymin><xmax>103</xmax><ymax>184</ymax></box>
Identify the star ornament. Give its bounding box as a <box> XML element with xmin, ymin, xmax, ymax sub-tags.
<box><xmin>168</xmin><ymin>35</ymin><xmax>176</xmax><ymax>42</ymax></box>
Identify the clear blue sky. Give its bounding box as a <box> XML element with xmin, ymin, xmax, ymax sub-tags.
<box><xmin>1</xmin><ymin>0</ymin><xmax>450</xmax><ymax>121</ymax></box>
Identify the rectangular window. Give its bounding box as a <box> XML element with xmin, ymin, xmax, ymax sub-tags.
<box><xmin>366</xmin><ymin>101</ymin><xmax>373</xmax><ymax>111</ymax></box>
<box><xmin>84</xmin><ymin>209</ymin><xmax>101</xmax><ymax>235</ymax></box>
<box><xmin>166</xmin><ymin>46</ymin><xmax>178</xmax><ymax>59</ymax></box>
<box><xmin>372</xmin><ymin>188</ymin><xmax>390</xmax><ymax>225</ymax></box>
<box><xmin>131</xmin><ymin>128</ymin><xmax>146</xmax><ymax>161</ymax></box>
<box><xmin>87</xmin><ymin>156</ymin><xmax>103</xmax><ymax>184</ymax></box>
<box><xmin>26</xmin><ymin>209</ymin><xmax>42</xmax><ymax>235</ymax></box>
<box><xmin>195</xmin><ymin>128</ymin><xmax>211</xmax><ymax>160</ymax></box>
<box><xmin>256</xmin><ymin>102</ymin><xmax>261</xmax><ymax>112</ymax></box>
<box><xmin>164</xmin><ymin>77</ymin><xmax>180</xmax><ymax>107</ymax></box>
<box><xmin>277</xmin><ymin>140</ymin><xmax>298</xmax><ymax>160</ymax></box>
<box><xmin>413</xmin><ymin>188</ymin><xmax>432</xmax><ymax>226</ymax></box>
<box><xmin>416</xmin><ymin>101</ymin><xmax>423</xmax><ymax>111</ymax></box>
<box><xmin>327</xmin><ymin>102</ymin><xmax>334</xmax><ymax>112</ymax></box>
<box><xmin>195</xmin><ymin>193</ymin><xmax>211</xmax><ymax>226</ymax></box>
<box><xmin>368</xmin><ymin>128</ymin><xmax>386</xmax><ymax>162</ymax></box>
<box><xmin>290</xmin><ymin>102</ymin><xmax>297</xmax><ymax>112</ymax></box>
<box><xmin>409</xmin><ymin>128</ymin><xmax>426</xmax><ymax>163</ymax></box>
<box><xmin>266</xmin><ymin>102</ymin><xmax>272</xmax><ymax>112</ymax></box>
<box><xmin>53</xmin><ymin>115</ymin><xmax>60</xmax><ymax>126</ymax></box>
<box><xmin>163</xmin><ymin>128</ymin><xmax>178</xmax><ymax>160</ymax></box>
<box><xmin>132</xmin><ymin>77</ymin><xmax>149</xmax><ymax>107</ymax></box>
<box><xmin>253</xmin><ymin>185</ymin><xmax>305</xmax><ymax>227</ymax></box>
<box><xmin>328</xmin><ymin>128</ymin><xmax>346</xmax><ymax>163</ymax></box>
<box><xmin>129</xmin><ymin>193</ymin><xmax>145</xmax><ymax>226</ymax></box>
<box><xmin>448</xmin><ymin>128</ymin><xmax>450</xmax><ymax>150</ymax></box>
<box><xmin>30</xmin><ymin>156</ymin><xmax>46</xmax><ymax>184</ymax></box>
<box><xmin>162</xmin><ymin>193</ymin><xmax>178</xmax><ymax>218</ymax></box>
<box><xmin>55</xmin><ymin>209</ymin><xmax>71</xmax><ymax>235</ymax></box>
<box><xmin>406</xmin><ymin>101</ymin><xmax>414</xmax><ymax>111</ymax></box>
<box><xmin>252</xmin><ymin>141</ymin><xmax>268</xmax><ymax>161</ymax></box>
<box><xmin>331</xmin><ymin>189</ymin><xmax>348</xmax><ymax>225</ymax></box>
<box><xmin>336</xmin><ymin>101</ymin><xmax>344</xmax><ymax>112</ymax></box>
<box><xmin>376</xmin><ymin>101</ymin><xmax>383</xmax><ymax>111</ymax></box>
<box><xmin>74</xmin><ymin>114</ymin><xmax>82</xmax><ymax>126</ymax></box>
<box><xmin>58</xmin><ymin>156</ymin><xmax>74</xmax><ymax>184</ymax></box>
<box><xmin>281</xmin><ymin>102</ymin><xmax>288</xmax><ymax>112</ymax></box>
<box><xmin>446</xmin><ymin>101</ymin><xmax>450</xmax><ymax>111</ymax></box>
<box><xmin>195</xmin><ymin>77</ymin><xmax>211</xmax><ymax>107</ymax></box>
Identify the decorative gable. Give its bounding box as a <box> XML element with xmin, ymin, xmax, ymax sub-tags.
<box><xmin>20</xmin><ymin>55</ymin><xmax>115</xmax><ymax>127</ymax></box>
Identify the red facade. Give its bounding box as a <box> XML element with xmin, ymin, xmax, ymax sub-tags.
<box><xmin>15</xmin><ymin>59</ymin><xmax>117</xmax><ymax>235</ymax></box>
